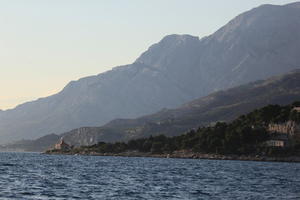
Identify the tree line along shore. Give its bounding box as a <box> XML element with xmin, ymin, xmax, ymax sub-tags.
<box><xmin>46</xmin><ymin>102</ymin><xmax>300</xmax><ymax>162</ymax></box>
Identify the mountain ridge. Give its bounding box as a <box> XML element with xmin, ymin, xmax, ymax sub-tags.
<box><xmin>1</xmin><ymin>2</ymin><xmax>300</xmax><ymax>143</ymax></box>
<box><xmin>4</xmin><ymin>70</ymin><xmax>298</xmax><ymax>151</ymax></box>
<box><xmin>59</xmin><ymin>70</ymin><xmax>300</xmax><ymax>147</ymax></box>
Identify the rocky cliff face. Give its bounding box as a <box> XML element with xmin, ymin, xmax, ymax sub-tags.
<box><xmin>1</xmin><ymin>2</ymin><xmax>300</xmax><ymax>143</ymax></box>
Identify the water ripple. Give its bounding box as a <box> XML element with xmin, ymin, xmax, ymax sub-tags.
<box><xmin>0</xmin><ymin>152</ymin><xmax>299</xmax><ymax>199</ymax></box>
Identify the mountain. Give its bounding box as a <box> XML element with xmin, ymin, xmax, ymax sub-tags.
<box><xmin>1</xmin><ymin>2</ymin><xmax>300</xmax><ymax>143</ymax></box>
<box><xmin>14</xmin><ymin>70</ymin><xmax>300</xmax><ymax>151</ymax></box>
<box><xmin>59</xmin><ymin>70</ymin><xmax>300</xmax><ymax>146</ymax></box>
<box><xmin>0</xmin><ymin>133</ymin><xmax>60</xmax><ymax>152</ymax></box>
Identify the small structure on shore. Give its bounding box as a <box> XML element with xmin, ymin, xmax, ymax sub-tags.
<box><xmin>265</xmin><ymin>139</ymin><xmax>286</xmax><ymax>147</ymax></box>
<box><xmin>268</xmin><ymin>121</ymin><xmax>299</xmax><ymax>136</ymax></box>
<box><xmin>293</xmin><ymin>107</ymin><xmax>300</xmax><ymax>113</ymax></box>
<box><xmin>266</xmin><ymin>120</ymin><xmax>300</xmax><ymax>147</ymax></box>
<box><xmin>54</xmin><ymin>138</ymin><xmax>71</xmax><ymax>151</ymax></box>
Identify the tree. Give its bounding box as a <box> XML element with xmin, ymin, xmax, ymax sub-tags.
<box><xmin>151</xmin><ymin>142</ymin><xmax>164</xmax><ymax>154</ymax></box>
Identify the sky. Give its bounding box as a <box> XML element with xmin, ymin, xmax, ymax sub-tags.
<box><xmin>0</xmin><ymin>0</ymin><xmax>297</xmax><ymax>110</ymax></box>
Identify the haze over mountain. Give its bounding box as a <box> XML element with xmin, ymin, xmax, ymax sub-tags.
<box><xmin>3</xmin><ymin>70</ymin><xmax>300</xmax><ymax>151</ymax></box>
<box><xmin>0</xmin><ymin>2</ymin><xmax>300</xmax><ymax>143</ymax></box>
<box><xmin>57</xmin><ymin>70</ymin><xmax>300</xmax><ymax>147</ymax></box>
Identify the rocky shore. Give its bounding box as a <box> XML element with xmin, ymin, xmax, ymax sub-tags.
<box><xmin>45</xmin><ymin>150</ymin><xmax>300</xmax><ymax>163</ymax></box>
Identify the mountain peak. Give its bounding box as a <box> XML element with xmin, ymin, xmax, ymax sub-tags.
<box><xmin>135</xmin><ymin>34</ymin><xmax>199</xmax><ymax>68</ymax></box>
<box><xmin>285</xmin><ymin>2</ymin><xmax>300</xmax><ymax>8</ymax></box>
<box><xmin>210</xmin><ymin>1</ymin><xmax>300</xmax><ymax>46</ymax></box>
<box><xmin>159</xmin><ymin>34</ymin><xmax>198</xmax><ymax>43</ymax></box>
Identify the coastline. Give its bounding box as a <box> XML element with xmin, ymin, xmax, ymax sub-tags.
<box><xmin>45</xmin><ymin>150</ymin><xmax>300</xmax><ymax>163</ymax></box>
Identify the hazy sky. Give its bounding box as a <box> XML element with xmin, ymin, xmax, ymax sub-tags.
<box><xmin>0</xmin><ymin>0</ymin><xmax>297</xmax><ymax>110</ymax></box>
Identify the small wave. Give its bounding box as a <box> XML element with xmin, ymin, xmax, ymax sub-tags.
<box><xmin>0</xmin><ymin>163</ymin><xmax>16</xmax><ymax>167</ymax></box>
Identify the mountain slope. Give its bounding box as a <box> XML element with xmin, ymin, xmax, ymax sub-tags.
<box><xmin>58</xmin><ymin>70</ymin><xmax>300</xmax><ymax>147</ymax></box>
<box><xmin>19</xmin><ymin>70</ymin><xmax>299</xmax><ymax>151</ymax></box>
<box><xmin>0</xmin><ymin>133</ymin><xmax>60</xmax><ymax>152</ymax></box>
<box><xmin>1</xmin><ymin>2</ymin><xmax>300</xmax><ymax>143</ymax></box>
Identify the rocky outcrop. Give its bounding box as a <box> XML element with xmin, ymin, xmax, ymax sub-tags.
<box><xmin>54</xmin><ymin>139</ymin><xmax>71</xmax><ymax>151</ymax></box>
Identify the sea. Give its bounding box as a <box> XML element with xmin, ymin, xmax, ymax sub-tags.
<box><xmin>0</xmin><ymin>152</ymin><xmax>299</xmax><ymax>200</ymax></box>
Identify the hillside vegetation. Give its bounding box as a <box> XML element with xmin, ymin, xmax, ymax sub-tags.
<box><xmin>48</xmin><ymin>102</ymin><xmax>300</xmax><ymax>157</ymax></box>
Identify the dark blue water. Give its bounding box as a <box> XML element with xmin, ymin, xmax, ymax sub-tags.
<box><xmin>0</xmin><ymin>152</ymin><xmax>299</xmax><ymax>199</ymax></box>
